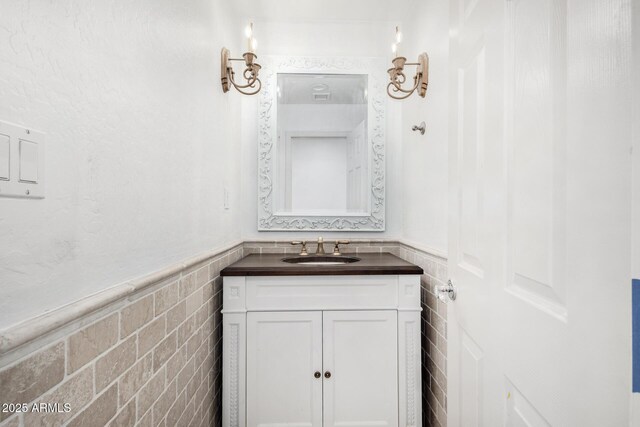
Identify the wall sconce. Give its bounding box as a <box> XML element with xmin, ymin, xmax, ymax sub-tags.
<box><xmin>387</xmin><ymin>27</ymin><xmax>429</xmax><ymax>100</ymax></box>
<box><xmin>221</xmin><ymin>23</ymin><xmax>262</xmax><ymax>95</ymax></box>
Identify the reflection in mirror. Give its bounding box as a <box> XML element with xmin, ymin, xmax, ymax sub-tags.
<box><xmin>275</xmin><ymin>73</ymin><xmax>369</xmax><ymax>215</ymax></box>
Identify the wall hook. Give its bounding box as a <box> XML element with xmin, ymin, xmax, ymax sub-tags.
<box><xmin>412</xmin><ymin>121</ymin><xmax>426</xmax><ymax>135</ymax></box>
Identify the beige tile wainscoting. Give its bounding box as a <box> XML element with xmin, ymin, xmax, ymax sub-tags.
<box><xmin>0</xmin><ymin>243</ymin><xmax>244</xmax><ymax>427</ymax></box>
<box><xmin>0</xmin><ymin>240</ymin><xmax>447</xmax><ymax>427</ymax></box>
<box><xmin>399</xmin><ymin>243</ymin><xmax>448</xmax><ymax>427</ymax></box>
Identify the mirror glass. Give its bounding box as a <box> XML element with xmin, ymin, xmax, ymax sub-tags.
<box><xmin>275</xmin><ymin>73</ymin><xmax>369</xmax><ymax>215</ymax></box>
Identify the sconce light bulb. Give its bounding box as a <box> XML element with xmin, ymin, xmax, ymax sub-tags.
<box><xmin>392</xmin><ymin>43</ymin><xmax>397</xmax><ymax>54</ymax></box>
<box><xmin>396</xmin><ymin>31</ymin><xmax>403</xmax><ymax>44</ymax></box>
<box><xmin>245</xmin><ymin>24</ymin><xmax>253</xmax><ymax>38</ymax></box>
<box><xmin>251</xmin><ymin>37</ymin><xmax>258</xmax><ymax>51</ymax></box>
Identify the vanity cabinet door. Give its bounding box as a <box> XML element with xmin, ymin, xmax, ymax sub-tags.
<box><xmin>246</xmin><ymin>311</ymin><xmax>323</xmax><ymax>427</ymax></box>
<box><xmin>322</xmin><ymin>310</ymin><xmax>399</xmax><ymax>427</ymax></box>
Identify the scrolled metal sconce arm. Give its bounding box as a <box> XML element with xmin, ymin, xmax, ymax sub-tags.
<box><xmin>221</xmin><ymin>48</ymin><xmax>262</xmax><ymax>96</ymax></box>
<box><xmin>386</xmin><ymin>53</ymin><xmax>429</xmax><ymax>100</ymax></box>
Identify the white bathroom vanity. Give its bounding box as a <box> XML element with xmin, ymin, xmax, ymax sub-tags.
<box><xmin>221</xmin><ymin>252</ymin><xmax>423</xmax><ymax>427</ymax></box>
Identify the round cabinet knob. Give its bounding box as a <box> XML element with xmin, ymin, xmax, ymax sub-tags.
<box><xmin>324</xmin><ymin>371</ymin><xmax>331</xmax><ymax>379</ymax></box>
<box><xmin>314</xmin><ymin>371</ymin><xmax>321</xmax><ymax>379</ymax></box>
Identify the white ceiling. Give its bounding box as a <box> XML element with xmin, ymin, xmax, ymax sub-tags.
<box><xmin>229</xmin><ymin>0</ymin><xmax>412</xmax><ymax>23</ymax></box>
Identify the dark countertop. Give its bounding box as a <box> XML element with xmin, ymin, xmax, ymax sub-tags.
<box><xmin>221</xmin><ymin>252</ymin><xmax>423</xmax><ymax>276</ymax></box>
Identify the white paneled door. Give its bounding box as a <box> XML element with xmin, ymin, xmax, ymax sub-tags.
<box><xmin>448</xmin><ymin>0</ymin><xmax>633</xmax><ymax>425</ymax></box>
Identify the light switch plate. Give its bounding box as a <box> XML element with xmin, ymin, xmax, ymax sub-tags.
<box><xmin>19</xmin><ymin>139</ymin><xmax>39</xmax><ymax>183</ymax></box>
<box><xmin>0</xmin><ymin>120</ymin><xmax>45</xmax><ymax>199</ymax></box>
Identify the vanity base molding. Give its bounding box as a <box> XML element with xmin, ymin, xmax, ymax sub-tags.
<box><xmin>222</xmin><ymin>274</ymin><xmax>422</xmax><ymax>427</ymax></box>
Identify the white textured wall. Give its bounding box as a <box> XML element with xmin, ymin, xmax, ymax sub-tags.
<box><xmin>400</xmin><ymin>0</ymin><xmax>449</xmax><ymax>255</ymax></box>
<box><xmin>0</xmin><ymin>0</ymin><xmax>242</xmax><ymax>328</ymax></box>
<box><xmin>240</xmin><ymin>20</ymin><xmax>404</xmax><ymax>239</ymax></box>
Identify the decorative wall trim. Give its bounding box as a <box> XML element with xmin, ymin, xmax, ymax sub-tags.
<box><xmin>0</xmin><ymin>240</ymin><xmax>243</xmax><ymax>360</ymax></box>
<box><xmin>257</xmin><ymin>55</ymin><xmax>386</xmax><ymax>231</ymax></box>
<box><xmin>243</xmin><ymin>238</ymin><xmax>402</xmax><ymax>256</ymax></box>
<box><xmin>406</xmin><ymin>322</ymin><xmax>417</xmax><ymax>426</ymax></box>
<box><xmin>229</xmin><ymin>323</ymin><xmax>240</xmax><ymax>427</ymax></box>
<box><xmin>399</xmin><ymin>238</ymin><xmax>448</xmax><ymax>260</ymax></box>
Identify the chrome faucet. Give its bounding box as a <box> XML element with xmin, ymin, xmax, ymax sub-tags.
<box><xmin>315</xmin><ymin>237</ymin><xmax>325</xmax><ymax>255</ymax></box>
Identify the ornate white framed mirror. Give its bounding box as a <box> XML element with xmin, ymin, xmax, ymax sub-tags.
<box><xmin>257</xmin><ymin>56</ymin><xmax>386</xmax><ymax>231</ymax></box>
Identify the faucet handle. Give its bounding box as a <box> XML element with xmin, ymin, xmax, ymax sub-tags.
<box><xmin>291</xmin><ymin>241</ymin><xmax>308</xmax><ymax>256</ymax></box>
<box><xmin>333</xmin><ymin>240</ymin><xmax>350</xmax><ymax>256</ymax></box>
